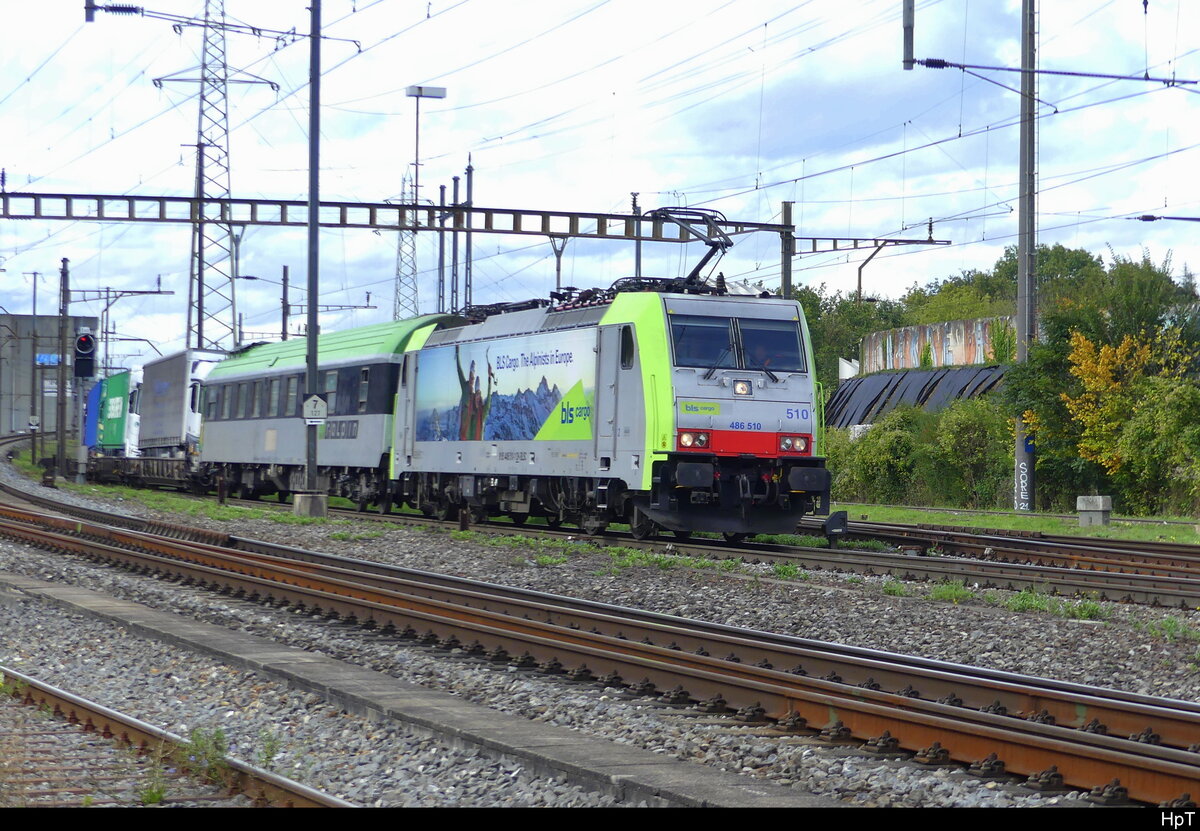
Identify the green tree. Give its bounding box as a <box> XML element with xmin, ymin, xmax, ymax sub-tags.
<box><xmin>1115</xmin><ymin>376</ymin><xmax>1200</xmax><ymax>515</ymax></box>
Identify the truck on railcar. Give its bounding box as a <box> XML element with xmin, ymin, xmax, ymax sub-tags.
<box><xmin>84</xmin><ymin>368</ymin><xmax>143</xmax><ymax>484</ymax></box>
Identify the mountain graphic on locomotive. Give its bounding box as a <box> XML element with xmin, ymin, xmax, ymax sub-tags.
<box><xmin>87</xmin><ymin>275</ymin><xmax>831</xmax><ymax>539</ymax></box>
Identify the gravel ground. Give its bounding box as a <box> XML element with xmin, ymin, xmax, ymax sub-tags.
<box><xmin>4</xmin><ymin>462</ymin><xmax>1200</xmax><ymax>807</ymax></box>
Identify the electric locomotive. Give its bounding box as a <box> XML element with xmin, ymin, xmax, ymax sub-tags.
<box><xmin>392</xmin><ymin>279</ymin><xmax>830</xmax><ymax>538</ymax></box>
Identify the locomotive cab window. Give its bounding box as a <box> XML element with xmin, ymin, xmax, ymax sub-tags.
<box><xmin>670</xmin><ymin>315</ymin><xmax>735</xmax><ymax>369</ymax></box>
<box><xmin>620</xmin><ymin>325</ymin><xmax>635</xmax><ymax>369</ymax></box>
<box><xmin>739</xmin><ymin>319</ymin><xmax>806</xmax><ymax>373</ymax></box>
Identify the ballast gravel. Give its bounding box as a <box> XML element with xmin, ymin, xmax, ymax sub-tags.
<box><xmin>3</xmin><ymin>464</ymin><xmax>1199</xmax><ymax>807</ymax></box>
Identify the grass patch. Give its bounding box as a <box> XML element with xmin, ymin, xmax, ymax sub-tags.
<box><xmin>1000</xmin><ymin>587</ymin><xmax>1108</xmax><ymax>620</ymax></box>
<box><xmin>533</xmin><ymin>554</ymin><xmax>569</xmax><ymax>567</ymax></box>
<box><xmin>882</xmin><ymin>579</ymin><xmax>907</xmax><ymax>597</ymax></box>
<box><xmin>771</xmin><ymin>562</ymin><xmax>808</xmax><ymax>581</ymax></box>
<box><xmin>840</xmin><ymin>502</ymin><xmax>1200</xmax><ymax>547</ymax></box>
<box><xmin>176</xmin><ymin>727</ymin><xmax>229</xmax><ymax>784</ymax></box>
<box><xmin>1141</xmin><ymin>616</ymin><xmax>1200</xmax><ymax>642</ymax></box>
<box><xmin>328</xmin><ymin>530</ymin><xmax>384</xmax><ymax>541</ymax></box>
<box><xmin>927</xmin><ymin>580</ymin><xmax>976</xmax><ymax>604</ymax></box>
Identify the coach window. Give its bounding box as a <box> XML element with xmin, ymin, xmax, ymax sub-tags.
<box><xmin>358</xmin><ymin>368</ymin><xmax>370</xmax><ymax>413</ymax></box>
<box><xmin>267</xmin><ymin>378</ymin><xmax>280</xmax><ymax>417</ymax></box>
<box><xmin>620</xmin><ymin>325</ymin><xmax>635</xmax><ymax>369</ymax></box>
<box><xmin>249</xmin><ymin>381</ymin><xmax>261</xmax><ymax>418</ymax></box>
<box><xmin>237</xmin><ymin>383</ymin><xmax>249</xmax><ymax>418</ymax></box>
<box><xmin>204</xmin><ymin>387</ymin><xmax>219</xmax><ymax>420</ymax></box>
<box><xmin>323</xmin><ymin>370</ymin><xmax>338</xmax><ymax>414</ymax></box>
<box><xmin>284</xmin><ymin>376</ymin><xmax>299</xmax><ymax>416</ymax></box>
<box><xmin>223</xmin><ymin>384</ymin><xmax>236</xmax><ymax>420</ymax></box>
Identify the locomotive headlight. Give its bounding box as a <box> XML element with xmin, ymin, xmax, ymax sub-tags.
<box><xmin>680</xmin><ymin>432</ymin><xmax>695</xmax><ymax>447</ymax></box>
<box><xmin>780</xmin><ymin>436</ymin><xmax>794</xmax><ymax>451</ymax></box>
<box><xmin>696</xmin><ymin>432</ymin><xmax>709</xmax><ymax>447</ymax></box>
<box><xmin>797</xmin><ymin>436</ymin><xmax>809</xmax><ymax>452</ymax></box>
<box><xmin>733</xmin><ymin>380</ymin><xmax>752</xmax><ymax>396</ymax></box>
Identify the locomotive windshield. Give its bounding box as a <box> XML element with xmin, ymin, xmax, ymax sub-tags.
<box><xmin>669</xmin><ymin>314</ymin><xmax>806</xmax><ymax>373</ymax></box>
<box><xmin>669</xmin><ymin>315</ymin><xmax>737</xmax><ymax>370</ymax></box>
<box><xmin>739</xmin><ymin>318</ymin><xmax>806</xmax><ymax>373</ymax></box>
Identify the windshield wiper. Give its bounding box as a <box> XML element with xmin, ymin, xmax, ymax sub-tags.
<box><xmin>702</xmin><ymin>346</ymin><xmax>732</xmax><ymax>380</ymax></box>
<box><xmin>748</xmin><ymin>359</ymin><xmax>779</xmax><ymax>383</ymax></box>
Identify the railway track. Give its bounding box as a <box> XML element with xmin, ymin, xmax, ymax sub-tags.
<box><xmin>0</xmin><ymin>665</ymin><xmax>353</xmax><ymax>807</ymax></box>
<box><xmin>223</xmin><ymin>495</ymin><xmax>1200</xmax><ymax>607</ymax></box>
<box><xmin>14</xmin><ymin>460</ymin><xmax>1200</xmax><ymax>607</ymax></box>
<box><xmin>0</xmin><ymin>496</ymin><xmax>1197</xmax><ymax>806</ymax></box>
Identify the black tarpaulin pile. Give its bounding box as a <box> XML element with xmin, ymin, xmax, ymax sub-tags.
<box><xmin>825</xmin><ymin>365</ymin><xmax>1008</xmax><ymax>428</ymax></box>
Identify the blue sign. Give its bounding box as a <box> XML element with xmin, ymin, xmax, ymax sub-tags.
<box><xmin>36</xmin><ymin>353</ymin><xmax>60</xmax><ymax>366</ymax></box>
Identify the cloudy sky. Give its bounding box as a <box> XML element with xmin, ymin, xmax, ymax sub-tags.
<box><xmin>2</xmin><ymin>0</ymin><xmax>1198</xmax><ymax>367</ymax></box>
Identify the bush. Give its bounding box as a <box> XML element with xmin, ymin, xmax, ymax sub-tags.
<box><xmin>933</xmin><ymin>398</ymin><xmax>1012</xmax><ymax>508</ymax></box>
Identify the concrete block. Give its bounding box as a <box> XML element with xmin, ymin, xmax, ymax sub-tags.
<box><xmin>1077</xmin><ymin>495</ymin><xmax>1111</xmax><ymax>526</ymax></box>
<box><xmin>293</xmin><ymin>493</ymin><xmax>328</xmax><ymax>518</ymax></box>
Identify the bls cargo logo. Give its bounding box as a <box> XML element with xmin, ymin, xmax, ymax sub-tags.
<box><xmin>559</xmin><ymin>401</ymin><xmax>592</xmax><ymax>424</ymax></box>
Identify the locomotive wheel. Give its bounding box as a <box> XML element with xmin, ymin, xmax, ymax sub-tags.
<box><xmin>722</xmin><ymin>532</ymin><xmax>747</xmax><ymax>544</ymax></box>
<box><xmin>434</xmin><ymin>501</ymin><xmax>455</xmax><ymax>522</ymax></box>
<box><xmin>545</xmin><ymin>516</ymin><xmax>563</xmax><ymax>530</ymax></box>
<box><xmin>671</xmin><ymin>529</ymin><xmax>693</xmax><ymax>540</ymax></box>
<box><xmin>277</xmin><ymin>491</ymin><xmax>290</xmax><ymax>504</ymax></box>
<box><xmin>508</xmin><ymin>513</ymin><xmax>528</xmax><ymax>525</ymax></box>
<box><xmin>470</xmin><ymin>505</ymin><xmax>489</xmax><ymax>524</ymax></box>
<box><xmin>629</xmin><ymin>509</ymin><xmax>656</xmax><ymax>540</ymax></box>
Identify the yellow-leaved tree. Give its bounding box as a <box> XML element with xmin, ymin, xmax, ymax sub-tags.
<box><xmin>1060</xmin><ymin>331</ymin><xmax>1150</xmax><ymax>474</ymax></box>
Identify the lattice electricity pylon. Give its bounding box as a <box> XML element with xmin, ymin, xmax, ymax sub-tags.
<box><xmin>393</xmin><ymin>172</ymin><xmax>419</xmax><ymax>320</ymax></box>
<box><xmin>153</xmin><ymin>0</ymin><xmax>275</xmax><ymax>351</ymax></box>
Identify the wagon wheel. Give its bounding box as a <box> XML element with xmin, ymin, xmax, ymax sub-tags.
<box><xmin>722</xmin><ymin>532</ymin><xmax>747</xmax><ymax>544</ymax></box>
<box><xmin>434</xmin><ymin>500</ymin><xmax>455</xmax><ymax>522</ymax></box>
<box><xmin>671</xmin><ymin>529</ymin><xmax>693</xmax><ymax>540</ymax></box>
<box><xmin>508</xmin><ymin>513</ymin><xmax>528</xmax><ymax>525</ymax></box>
<box><xmin>545</xmin><ymin>515</ymin><xmax>564</xmax><ymax>530</ymax></box>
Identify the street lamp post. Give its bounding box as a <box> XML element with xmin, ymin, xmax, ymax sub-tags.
<box><xmin>405</xmin><ymin>85</ymin><xmax>446</xmax><ymax>205</ymax></box>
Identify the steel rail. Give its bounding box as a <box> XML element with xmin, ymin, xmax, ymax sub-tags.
<box><xmin>0</xmin><ymin>665</ymin><xmax>354</xmax><ymax>807</ymax></box>
<box><xmin>2</xmin><ymin>509</ymin><xmax>1199</xmax><ymax>804</ymax></box>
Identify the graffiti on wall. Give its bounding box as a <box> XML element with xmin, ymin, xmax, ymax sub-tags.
<box><xmin>859</xmin><ymin>316</ymin><xmax>1016</xmax><ymax>374</ymax></box>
